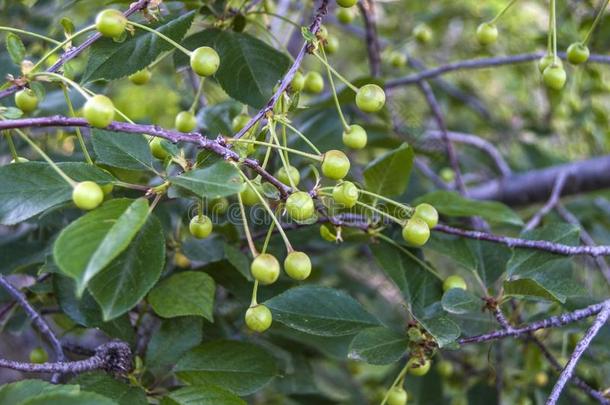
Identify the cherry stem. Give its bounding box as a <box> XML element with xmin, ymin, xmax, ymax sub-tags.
<box><xmin>312</xmin><ymin>51</ymin><xmax>359</xmax><ymax>93</ymax></box>
<box><xmin>30</xmin><ymin>25</ymin><xmax>96</xmax><ymax>72</ymax></box>
<box><xmin>357</xmin><ymin>189</ymin><xmax>415</xmax><ymax>216</ymax></box>
<box><xmin>197</xmin><ymin>198</ymin><xmax>204</xmax><ymax>219</ymax></box>
<box><xmin>129</xmin><ymin>21</ymin><xmax>192</xmax><ymax>57</ymax></box>
<box><xmin>261</xmin><ymin>221</ymin><xmax>276</xmax><ymax>254</ymax></box>
<box><xmin>550</xmin><ymin>0</ymin><xmax>558</xmax><ymax>62</ymax></box>
<box><xmin>269</xmin><ymin>121</ymin><xmax>297</xmax><ymax>189</ymax></box>
<box><xmin>490</xmin><ymin>0</ymin><xmax>520</xmax><ymax>24</ymax></box>
<box><xmin>0</xmin><ymin>26</ymin><xmax>61</xmax><ymax>45</ymax></box>
<box><xmin>3</xmin><ymin>131</ymin><xmax>19</xmax><ymax>161</ymax></box>
<box><xmin>31</xmin><ymin>72</ymin><xmax>90</xmax><ymax>100</ymax></box>
<box><xmin>237</xmin><ymin>191</ymin><xmax>259</xmax><ymax>257</ymax></box>
<box><xmin>61</xmin><ymin>84</ymin><xmax>93</xmax><ymax>165</ymax></box>
<box><xmin>189</xmin><ymin>78</ymin><xmax>205</xmax><ymax>114</ymax></box>
<box><xmin>80</xmin><ymin>86</ymin><xmax>135</xmax><ymax>124</ymax></box>
<box><xmin>319</xmin><ymin>45</ymin><xmax>350</xmax><ymax>131</ymax></box>
<box><xmin>275</xmin><ymin>118</ymin><xmax>322</xmax><ymax>155</ymax></box>
<box><xmin>376</xmin><ymin>233</ymin><xmax>443</xmax><ymax>280</ymax></box>
<box><xmin>250</xmin><ymin>280</ymin><xmax>259</xmax><ymax>307</ymax></box>
<box><xmin>379</xmin><ymin>361</ymin><xmax>411</xmax><ymax>405</ymax></box>
<box><xmin>582</xmin><ymin>0</ymin><xmax>610</xmax><ymax>45</ymax></box>
<box><xmin>226</xmin><ymin>138</ymin><xmax>323</xmax><ymax>161</ymax></box>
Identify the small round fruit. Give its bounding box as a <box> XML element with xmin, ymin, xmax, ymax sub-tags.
<box><xmin>325</xmin><ymin>35</ymin><xmax>339</xmax><ymax>54</ymax></box>
<box><xmin>342</xmin><ymin>124</ymin><xmax>367</xmax><ymax>149</ymax></box>
<box><xmin>284</xmin><ymin>251</ymin><xmax>312</xmax><ymax>280</ymax></box>
<box><xmin>317</xmin><ymin>25</ymin><xmax>328</xmax><ymax>40</ymax></box>
<box><xmin>387</xmin><ymin>387</ymin><xmax>408</xmax><ymax>405</ymax></box>
<box><xmin>355</xmin><ymin>84</ymin><xmax>386</xmax><ymax>113</ymax></box>
<box><xmin>189</xmin><ymin>215</ymin><xmax>213</xmax><ymax>239</ymax></box>
<box><xmin>476</xmin><ymin>22</ymin><xmax>498</xmax><ymax>46</ymax></box>
<box><xmin>150</xmin><ymin>137</ymin><xmax>170</xmax><ymax>160</ymax></box>
<box><xmin>129</xmin><ymin>69</ymin><xmax>151</xmax><ymax>85</ymax></box>
<box><xmin>567</xmin><ymin>42</ymin><xmax>590</xmax><ymax>65</ymax></box>
<box><xmin>413</xmin><ymin>23</ymin><xmax>432</xmax><ymax>44</ymax></box>
<box><xmin>414</xmin><ymin>203</ymin><xmax>438</xmax><ymax>228</ymax></box>
<box><xmin>337</xmin><ymin>0</ymin><xmax>357</xmax><ymax>7</ymax></box>
<box><xmin>437</xmin><ymin>360</ymin><xmax>453</xmax><ymax>378</ymax></box>
<box><xmin>409</xmin><ymin>359</ymin><xmax>431</xmax><ymax>376</ymax></box>
<box><xmin>251</xmin><ymin>253</ymin><xmax>280</xmax><ymax>285</ymax></box>
<box><xmin>389</xmin><ymin>51</ymin><xmax>407</xmax><ymax>68</ymax></box>
<box><xmin>291</xmin><ymin>71</ymin><xmax>305</xmax><ymax>92</ymax></box>
<box><xmin>232</xmin><ymin>114</ymin><xmax>250</xmax><ymax>132</ymax></box>
<box><xmin>332</xmin><ymin>181</ymin><xmax>359</xmax><ymax>208</ymax></box>
<box><xmin>321</xmin><ymin>150</ymin><xmax>350</xmax><ymax>180</ymax></box>
<box><xmin>174</xmin><ymin>252</ymin><xmax>190</xmax><ymax>268</ymax></box>
<box><xmin>245</xmin><ymin>304</ymin><xmax>272</xmax><ymax>332</ymax></box>
<box><xmin>534</xmin><ymin>371</ymin><xmax>548</xmax><ymax>387</ymax></box>
<box><xmin>304</xmin><ymin>71</ymin><xmax>324</xmax><ymax>93</ymax></box>
<box><xmin>439</xmin><ymin>167</ymin><xmax>455</xmax><ymax>183</ymax></box>
<box><xmin>443</xmin><ymin>275</ymin><xmax>467</xmax><ymax>291</ymax></box>
<box><xmin>286</xmin><ymin>191</ymin><xmax>315</xmax><ymax>221</ymax></box>
<box><xmin>95</xmin><ymin>9</ymin><xmax>127</xmax><ymax>38</ymax></box>
<box><xmin>72</xmin><ymin>181</ymin><xmax>104</xmax><ymax>210</ymax></box>
<box><xmin>190</xmin><ymin>46</ymin><xmax>220</xmax><ymax>77</ymax></box>
<box><xmin>336</xmin><ymin>8</ymin><xmax>354</xmax><ymax>24</ymax></box>
<box><xmin>240</xmin><ymin>184</ymin><xmax>260</xmax><ymax>206</ymax></box>
<box><xmin>276</xmin><ymin>165</ymin><xmax>300</xmax><ymax>186</ymax></box>
<box><xmin>402</xmin><ymin>218</ymin><xmax>430</xmax><ymax>246</ymax></box>
<box><xmin>83</xmin><ymin>95</ymin><xmax>115</xmax><ymax>128</ymax></box>
<box><xmin>320</xmin><ymin>224</ymin><xmax>336</xmax><ymax>242</ymax></box>
<box><xmin>543</xmin><ymin>65</ymin><xmax>567</xmax><ymax>90</ymax></box>
<box><xmin>15</xmin><ymin>89</ymin><xmax>39</xmax><ymax>113</ymax></box>
<box><xmin>29</xmin><ymin>347</ymin><xmax>48</xmax><ymax>364</ymax></box>
<box><xmin>175</xmin><ymin>111</ymin><xmax>197</xmax><ymax>132</ymax></box>
<box><xmin>538</xmin><ymin>54</ymin><xmax>562</xmax><ymax>73</ymax></box>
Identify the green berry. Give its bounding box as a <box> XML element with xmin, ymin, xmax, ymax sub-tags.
<box><xmin>387</xmin><ymin>387</ymin><xmax>408</xmax><ymax>405</ymax></box>
<box><xmin>304</xmin><ymin>71</ymin><xmax>324</xmax><ymax>94</ymax></box>
<box><xmin>534</xmin><ymin>371</ymin><xmax>548</xmax><ymax>387</ymax></box>
<box><xmin>240</xmin><ymin>183</ymin><xmax>260</xmax><ymax>206</ymax></box>
<box><xmin>291</xmin><ymin>71</ymin><xmax>305</xmax><ymax>92</ymax></box>
<box><xmin>443</xmin><ymin>275</ymin><xmax>467</xmax><ymax>291</ymax></box>
<box><xmin>83</xmin><ymin>95</ymin><xmax>115</xmax><ymax>128</ymax></box>
<box><xmin>414</xmin><ymin>203</ymin><xmax>438</xmax><ymax>228</ymax></box>
<box><xmin>389</xmin><ymin>51</ymin><xmax>407</xmax><ymax>68</ymax></box>
<box><xmin>175</xmin><ymin>111</ymin><xmax>197</xmax><ymax>132</ymax></box>
<box><xmin>286</xmin><ymin>191</ymin><xmax>315</xmax><ymax>221</ymax></box>
<box><xmin>325</xmin><ymin>35</ymin><xmax>339</xmax><ymax>54</ymax></box>
<box><xmin>342</xmin><ymin>124</ymin><xmax>367</xmax><ymax>149</ymax></box>
<box><xmin>29</xmin><ymin>347</ymin><xmax>48</xmax><ymax>364</ymax></box>
<box><xmin>402</xmin><ymin>217</ymin><xmax>430</xmax><ymax>246</ymax></box>
<box><xmin>15</xmin><ymin>89</ymin><xmax>39</xmax><ymax>114</ymax></box>
<box><xmin>476</xmin><ymin>22</ymin><xmax>498</xmax><ymax>46</ymax></box>
<box><xmin>567</xmin><ymin>42</ymin><xmax>590</xmax><ymax>65</ymax></box>
<box><xmin>538</xmin><ymin>54</ymin><xmax>562</xmax><ymax>73</ymax></box>
<box><xmin>320</xmin><ymin>224</ymin><xmax>336</xmax><ymax>242</ymax></box>
<box><xmin>232</xmin><ymin>114</ymin><xmax>251</xmax><ymax>132</ymax></box>
<box><xmin>72</xmin><ymin>181</ymin><xmax>104</xmax><ymax>210</ymax></box>
<box><xmin>209</xmin><ymin>197</ymin><xmax>229</xmax><ymax>215</ymax></box>
<box><xmin>337</xmin><ymin>0</ymin><xmax>357</xmax><ymax>7</ymax></box>
<box><xmin>317</xmin><ymin>25</ymin><xmax>328</xmax><ymax>40</ymax></box>
<box><xmin>150</xmin><ymin>137</ymin><xmax>170</xmax><ymax>160</ymax></box>
<box><xmin>543</xmin><ymin>64</ymin><xmax>567</xmax><ymax>90</ymax></box>
<box><xmin>413</xmin><ymin>23</ymin><xmax>432</xmax><ymax>44</ymax></box>
<box><xmin>336</xmin><ymin>8</ymin><xmax>354</xmax><ymax>24</ymax></box>
<box><xmin>321</xmin><ymin>149</ymin><xmax>350</xmax><ymax>180</ymax></box>
<box><xmin>245</xmin><ymin>304</ymin><xmax>272</xmax><ymax>332</ymax></box>
<box><xmin>95</xmin><ymin>9</ymin><xmax>127</xmax><ymax>38</ymax></box>
<box><xmin>437</xmin><ymin>360</ymin><xmax>453</xmax><ymax>378</ymax></box>
<box><xmin>409</xmin><ymin>359</ymin><xmax>431</xmax><ymax>376</ymax></box>
<box><xmin>439</xmin><ymin>167</ymin><xmax>455</xmax><ymax>183</ymax></box>
<box><xmin>189</xmin><ymin>215</ymin><xmax>213</xmax><ymax>239</ymax></box>
<box><xmin>284</xmin><ymin>251</ymin><xmax>312</xmax><ymax>280</ymax></box>
<box><xmin>332</xmin><ymin>181</ymin><xmax>358</xmax><ymax>208</ymax></box>
<box><xmin>129</xmin><ymin>69</ymin><xmax>151</xmax><ymax>85</ymax></box>
<box><xmin>190</xmin><ymin>46</ymin><xmax>220</xmax><ymax>77</ymax></box>
<box><xmin>276</xmin><ymin>165</ymin><xmax>300</xmax><ymax>186</ymax></box>
<box><xmin>355</xmin><ymin>84</ymin><xmax>386</xmax><ymax>113</ymax></box>
<box><xmin>251</xmin><ymin>253</ymin><xmax>280</xmax><ymax>285</ymax></box>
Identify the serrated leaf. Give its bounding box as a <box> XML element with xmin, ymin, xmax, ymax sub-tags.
<box><xmin>6</xmin><ymin>33</ymin><xmax>26</xmax><ymax>64</ymax></box>
<box><xmin>265</xmin><ymin>286</ymin><xmax>379</xmax><ymax>336</ymax></box>
<box><xmin>170</xmin><ymin>161</ymin><xmax>243</xmax><ymax>199</ymax></box>
<box><xmin>165</xmin><ymin>384</ymin><xmax>245</xmax><ymax>405</ymax></box>
<box><xmin>83</xmin><ymin>12</ymin><xmax>195</xmax><ymax>82</ymax></box>
<box><xmin>175</xmin><ymin>340</ymin><xmax>277</xmax><ymax>395</ymax></box>
<box><xmin>348</xmin><ymin>327</ymin><xmax>408</xmax><ymax>365</ymax></box>
<box><xmin>54</xmin><ymin>199</ymin><xmax>149</xmax><ymax>296</ymax></box>
<box><xmin>148</xmin><ymin>271</ymin><xmax>215</xmax><ymax>321</ymax></box>
<box><xmin>92</xmin><ymin>129</ymin><xmax>154</xmax><ymax>171</ymax></box>
<box><xmin>441</xmin><ymin>288</ymin><xmax>480</xmax><ymax>314</ymax></box>
<box><xmin>417</xmin><ymin>314</ymin><xmax>461</xmax><ymax>348</ymax></box>
<box><xmin>363</xmin><ymin>143</ymin><xmax>414</xmax><ymax>197</ymax></box>
<box><xmin>146</xmin><ymin>317</ymin><xmax>203</xmax><ymax>377</ymax></box>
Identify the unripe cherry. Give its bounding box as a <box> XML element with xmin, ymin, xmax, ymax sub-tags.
<box><xmin>245</xmin><ymin>304</ymin><xmax>272</xmax><ymax>332</ymax></box>
<box><xmin>129</xmin><ymin>69</ymin><xmax>151</xmax><ymax>85</ymax></box>
<box><xmin>286</xmin><ymin>191</ymin><xmax>315</xmax><ymax>221</ymax></box>
<box><xmin>414</xmin><ymin>203</ymin><xmax>438</xmax><ymax>228</ymax></box>
<box><xmin>337</xmin><ymin>0</ymin><xmax>357</xmax><ymax>7</ymax></box>
<box><xmin>150</xmin><ymin>137</ymin><xmax>170</xmax><ymax>160</ymax></box>
<box><xmin>189</xmin><ymin>215</ymin><xmax>213</xmax><ymax>239</ymax></box>
<box><xmin>355</xmin><ymin>84</ymin><xmax>386</xmax><ymax>113</ymax></box>
<box><xmin>342</xmin><ymin>124</ymin><xmax>367</xmax><ymax>149</ymax></box>
<box><xmin>402</xmin><ymin>217</ymin><xmax>430</xmax><ymax>246</ymax></box>
<box><xmin>567</xmin><ymin>42</ymin><xmax>590</xmax><ymax>65</ymax></box>
<box><xmin>251</xmin><ymin>253</ymin><xmax>280</xmax><ymax>284</ymax></box>
<box><xmin>304</xmin><ymin>71</ymin><xmax>324</xmax><ymax>93</ymax></box>
<box><xmin>543</xmin><ymin>64</ymin><xmax>567</xmax><ymax>90</ymax></box>
<box><xmin>190</xmin><ymin>46</ymin><xmax>220</xmax><ymax>77</ymax></box>
<box><xmin>332</xmin><ymin>181</ymin><xmax>359</xmax><ymax>208</ymax></box>
<box><xmin>387</xmin><ymin>387</ymin><xmax>408</xmax><ymax>405</ymax></box>
<box><xmin>284</xmin><ymin>251</ymin><xmax>312</xmax><ymax>280</ymax></box>
<box><xmin>83</xmin><ymin>95</ymin><xmax>115</xmax><ymax>128</ymax></box>
<box><xmin>476</xmin><ymin>22</ymin><xmax>498</xmax><ymax>46</ymax></box>
<box><xmin>409</xmin><ymin>359</ymin><xmax>431</xmax><ymax>376</ymax></box>
<box><xmin>276</xmin><ymin>165</ymin><xmax>300</xmax><ymax>186</ymax></box>
<box><xmin>443</xmin><ymin>275</ymin><xmax>467</xmax><ymax>291</ymax></box>
<box><xmin>95</xmin><ymin>9</ymin><xmax>127</xmax><ymax>38</ymax></box>
<box><xmin>72</xmin><ymin>181</ymin><xmax>104</xmax><ymax>210</ymax></box>
<box><xmin>15</xmin><ymin>89</ymin><xmax>39</xmax><ymax>113</ymax></box>
<box><xmin>175</xmin><ymin>111</ymin><xmax>197</xmax><ymax>133</ymax></box>
<box><xmin>291</xmin><ymin>71</ymin><xmax>305</xmax><ymax>92</ymax></box>
<box><xmin>321</xmin><ymin>150</ymin><xmax>350</xmax><ymax>180</ymax></box>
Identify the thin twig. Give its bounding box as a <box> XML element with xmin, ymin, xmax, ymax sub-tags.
<box><xmin>357</xmin><ymin>0</ymin><xmax>381</xmax><ymax>77</ymax></box>
<box><xmin>524</xmin><ymin>172</ymin><xmax>568</xmax><ymax>231</ymax></box>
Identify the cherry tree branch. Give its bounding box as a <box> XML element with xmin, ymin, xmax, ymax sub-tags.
<box><xmin>357</xmin><ymin>0</ymin><xmax>381</xmax><ymax>77</ymax></box>
<box><xmin>524</xmin><ymin>171</ymin><xmax>568</xmax><ymax>231</ymax></box>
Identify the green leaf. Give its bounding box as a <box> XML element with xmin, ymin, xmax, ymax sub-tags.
<box><xmin>363</xmin><ymin>143</ymin><xmax>414</xmax><ymax>197</ymax></box>
<box><xmin>265</xmin><ymin>286</ymin><xmax>379</xmax><ymax>336</ymax></box>
<box><xmin>414</xmin><ymin>191</ymin><xmax>523</xmax><ymax>226</ymax></box>
<box><xmin>54</xmin><ymin>198</ymin><xmax>149</xmax><ymax>296</ymax></box>
<box><xmin>165</xmin><ymin>384</ymin><xmax>245</xmax><ymax>405</ymax></box>
<box><xmin>0</xmin><ymin>380</ymin><xmax>79</xmax><ymax>404</ymax></box>
<box><xmin>176</xmin><ymin>29</ymin><xmax>291</xmax><ymax>108</ymax></box>
<box><xmin>71</xmin><ymin>373</ymin><xmax>147</xmax><ymax>405</ymax></box>
<box><xmin>20</xmin><ymin>392</ymin><xmax>116</xmax><ymax>405</ymax></box>
<box><xmin>348</xmin><ymin>326</ymin><xmax>408</xmax><ymax>365</ymax></box>
<box><xmin>0</xmin><ymin>162</ymin><xmax>114</xmax><ymax>225</ymax></box>
<box><xmin>6</xmin><ymin>33</ymin><xmax>26</xmax><ymax>64</ymax></box>
<box><xmin>91</xmin><ymin>129</ymin><xmax>154</xmax><ymax>171</ymax></box>
<box><xmin>148</xmin><ymin>271</ymin><xmax>215</xmax><ymax>321</ymax></box>
<box><xmin>170</xmin><ymin>161</ymin><xmax>243</xmax><ymax>199</ymax></box>
<box><xmin>417</xmin><ymin>314</ymin><xmax>461</xmax><ymax>348</ymax></box>
<box><xmin>88</xmin><ymin>214</ymin><xmax>165</xmax><ymax>320</ymax></box>
<box><xmin>504</xmin><ymin>261</ymin><xmax>585</xmax><ymax>303</ymax></box>
<box><xmin>175</xmin><ymin>340</ymin><xmax>277</xmax><ymax>395</ymax></box>
<box><xmin>441</xmin><ymin>288</ymin><xmax>480</xmax><ymax>314</ymax></box>
<box><xmin>503</xmin><ymin>278</ymin><xmax>562</xmax><ymax>302</ymax></box>
<box><xmin>145</xmin><ymin>317</ymin><xmax>203</xmax><ymax>376</ymax></box>
<box><xmin>83</xmin><ymin>12</ymin><xmax>195</xmax><ymax>82</ymax></box>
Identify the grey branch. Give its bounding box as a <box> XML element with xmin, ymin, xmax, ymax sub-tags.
<box><xmin>357</xmin><ymin>0</ymin><xmax>381</xmax><ymax>77</ymax></box>
<box><xmin>524</xmin><ymin>171</ymin><xmax>568</xmax><ymax>231</ymax></box>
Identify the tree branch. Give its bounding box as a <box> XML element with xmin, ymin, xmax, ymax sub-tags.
<box><xmin>357</xmin><ymin>0</ymin><xmax>381</xmax><ymax>77</ymax></box>
<box><xmin>524</xmin><ymin>171</ymin><xmax>568</xmax><ymax>231</ymax></box>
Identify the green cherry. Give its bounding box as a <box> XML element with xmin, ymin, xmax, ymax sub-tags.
<box><xmin>538</xmin><ymin>54</ymin><xmax>562</xmax><ymax>73</ymax></box>
<box><xmin>414</xmin><ymin>203</ymin><xmax>438</xmax><ymax>228</ymax></box>
<box><xmin>232</xmin><ymin>114</ymin><xmax>250</xmax><ymax>132</ymax></box>
<box><xmin>436</xmin><ymin>360</ymin><xmax>454</xmax><ymax>378</ymax></box>
<box><xmin>476</xmin><ymin>22</ymin><xmax>498</xmax><ymax>46</ymax></box>
<box><xmin>251</xmin><ymin>253</ymin><xmax>280</xmax><ymax>285</ymax></box>
<box><xmin>387</xmin><ymin>387</ymin><xmax>408</xmax><ymax>405</ymax></box>
<box><xmin>321</xmin><ymin>149</ymin><xmax>350</xmax><ymax>180</ymax></box>
<box><xmin>337</xmin><ymin>0</ymin><xmax>357</xmax><ymax>7</ymax></box>
<box><xmin>286</xmin><ymin>191</ymin><xmax>315</xmax><ymax>221</ymax></box>
<box><xmin>402</xmin><ymin>217</ymin><xmax>430</xmax><ymax>246</ymax></box>
<box><xmin>535</xmin><ymin>371</ymin><xmax>549</xmax><ymax>387</ymax></box>
<box><xmin>389</xmin><ymin>51</ymin><xmax>407</xmax><ymax>68</ymax></box>
<box><xmin>320</xmin><ymin>224</ymin><xmax>337</xmax><ymax>242</ymax></box>
<box><xmin>276</xmin><ymin>165</ymin><xmax>300</xmax><ymax>186</ymax></box>
<box><xmin>284</xmin><ymin>251</ymin><xmax>312</xmax><ymax>280</ymax></box>
<box><xmin>543</xmin><ymin>64</ymin><xmax>567</xmax><ymax>90</ymax></box>
<box><xmin>29</xmin><ymin>347</ymin><xmax>49</xmax><ymax>364</ymax></box>
<box><xmin>129</xmin><ymin>69</ymin><xmax>151</xmax><ymax>85</ymax></box>
<box><xmin>150</xmin><ymin>137</ymin><xmax>170</xmax><ymax>160</ymax></box>
<box><xmin>304</xmin><ymin>71</ymin><xmax>324</xmax><ymax>94</ymax></box>
<box><xmin>317</xmin><ymin>25</ymin><xmax>328</xmax><ymax>40</ymax></box>
<box><xmin>409</xmin><ymin>359</ymin><xmax>431</xmax><ymax>376</ymax></box>
<box><xmin>291</xmin><ymin>71</ymin><xmax>305</xmax><ymax>92</ymax></box>
<box><xmin>443</xmin><ymin>275</ymin><xmax>467</xmax><ymax>291</ymax></box>
<box><xmin>190</xmin><ymin>46</ymin><xmax>220</xmax><ymax>77</ymax></box>
<box><xmin>325</xmin><ymin>35</ymin><xmax>339</xmax><ymax>54</ymax></box>
<box><xmin>83</xmin><ymin>95</ymin><xmax>115</xmax><ymax>128</ymax></box>
<box><xmin>413</xmin><ymin>23</ymin><xmax>433</xmax><ymax>44</ymax></box>
<box><xmin>15</xmin><ymin>89</ymin><xmax>39</xmax><ymax>113</ymax></box>
<box><xmin>72</xmin><ymin>181</ymin><xmax>104</xmax><ymax>210</ymax></box>
<box><xmin>245</xmin><ymin>304</ymin><xmax>272</xmax><ymax>332</ymax></box>
<box><xmin>189</xmin><ymin>215</ymin><xmax>213</xmax><ymax>239</ymax></box>
<box><xmin>355</xmin><ymin>84</ymin><xmax>386</xmax><ymax>113</ymax></box>
<box><xmin>342</xmin><ymin>124</ymin><xmax>367</xmax><ymax>149</ymax></box>
<box><xmin>95</xmin><ymin>9</ymin><xmax>127</xmax><ymax>38</ymax></box>
<box><xmin>567</xmin><ymin>42</ymin><xmax>590</xmax><ymax>65</ymax></box>
<box><xmin>336</xmin><ymin>8</ymin><xmax>354</xmax><ymax>24</ymax></box>
<box><xmin>240</xmin><ymin>183</ymin><xmax>260</xmax><ymax>206</ymax></box>
<box><xmin>175</xmin><ymin>111</ymin><xmax>197</xmax><ymax>132</ymax></box>
<box><xmin>332</xmin><ymin>181</ymin><xmax>359</xmax><ymax>208</ymax></box>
